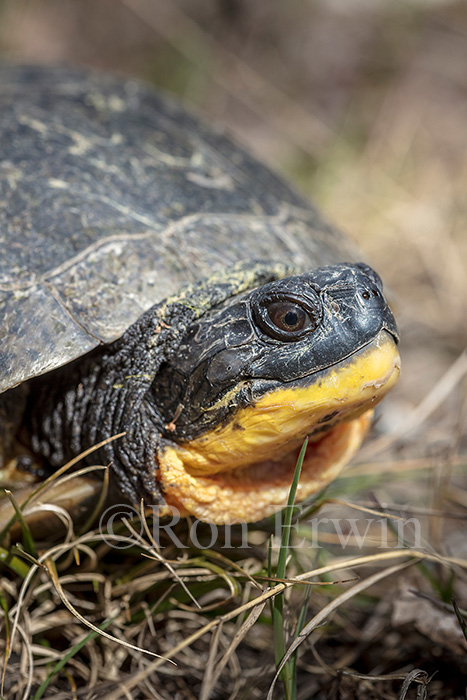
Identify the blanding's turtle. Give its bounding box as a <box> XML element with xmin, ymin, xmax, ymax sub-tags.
<box><xmin>0</xmin><ymin>65</ymin><xmax>400</xmax><ymax>525</ymax></box>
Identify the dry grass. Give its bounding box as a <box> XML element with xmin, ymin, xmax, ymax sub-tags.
<box><xmin>2</xmin><ymin>453</ymin><xmax>467</xmax><ymax>699</ymax></box>
<box><xmin>1</xmin><ymin>1</ymin><xmax>467</xmax><ymax>698</ymax></box>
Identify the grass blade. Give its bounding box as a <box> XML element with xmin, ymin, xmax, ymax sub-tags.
<box><xmin>32</xmin><ymin>617</ymin><xmax>116</xmax><ymax>700</ymax></box>
<box><xmin>452</xmin><ymin>597</ymin><xmax>467</xmax><ymax>643</ymax></box>
<box><xmin>272</xmin><ymin>437</ymin><xmax>308</xmax><ymax>700</ymax></box>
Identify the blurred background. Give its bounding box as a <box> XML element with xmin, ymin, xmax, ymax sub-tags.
<box><xmin>1</xmin><ymin>1</ymin><xmax>466</xmax><ymax>697</ymax></box>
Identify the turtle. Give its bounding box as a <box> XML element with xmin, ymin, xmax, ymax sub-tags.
<box><xmin>0</xmin><ymin>64</ymin><xmax>400</xmax><ymax>527</ymax></box>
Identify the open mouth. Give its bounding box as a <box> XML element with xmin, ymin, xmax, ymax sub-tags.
<box><xmin>156</xmin><ymin>330</ymin><xmax>400</xmax><ymax>524</ymax></box>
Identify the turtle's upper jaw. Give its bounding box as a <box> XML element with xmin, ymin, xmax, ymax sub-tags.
<box><xmin>156</xmin><ymin>329</ymin><xmax>400</xmax><ymax>523</ymax></box>
<box><xmin>149</xmin><ymin>261</ymin><xmax>400</xmax><ymax>523</ymax></box>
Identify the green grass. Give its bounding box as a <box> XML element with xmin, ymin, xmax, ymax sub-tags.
<box><xmin>270</xmin><ymin>437</ymin><xmax>307</xmax><ymax>700</ymax></box>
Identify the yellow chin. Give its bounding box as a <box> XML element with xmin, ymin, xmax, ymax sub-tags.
<box><xmin>155</xmin><ymin>330</ymin><xmax>400</xmax><ymax>524</ymax></box>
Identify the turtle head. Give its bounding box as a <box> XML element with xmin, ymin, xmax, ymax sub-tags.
<box><xmin>152</xmin><ymin>263</ymin><xmax>400</xmax><ymax>523</ymax></box>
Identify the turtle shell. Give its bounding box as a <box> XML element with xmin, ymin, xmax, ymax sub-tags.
<box><xmin>0</xmin><ymin>64</ymin><xmax>356</xmax><ymax>393</ymax></box>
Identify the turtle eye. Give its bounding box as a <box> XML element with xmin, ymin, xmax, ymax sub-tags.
<box><xmin>252</xmin><ymin>294</ymin><xmax>321</xmax><ymax>342</ymax></box>
<box><xmin>267</xmin><ymin>302</ymin><xmax>307</xmax><ymax>333</ymax></box>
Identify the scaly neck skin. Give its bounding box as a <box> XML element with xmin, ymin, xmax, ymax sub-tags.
<box><xmin>25</xmin><ymin>333</ymin><xmax>164</xmax><ymax>502</ymax></box>
<box><xmin>23</xmin><ymin>261</ymin><xmax>291</xmax><ymax>505</ymax></box>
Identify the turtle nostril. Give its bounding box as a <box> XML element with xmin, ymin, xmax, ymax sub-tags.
<box><xmin>361</xmin><ymin>288</ymin><xmax>379</xmax><ymax>301</ymax></box>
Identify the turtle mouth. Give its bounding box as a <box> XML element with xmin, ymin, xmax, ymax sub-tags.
<box><xmin>155</xmin><ymin>330</ymin><xmax>400</xmax><ymax>524</ymax></box>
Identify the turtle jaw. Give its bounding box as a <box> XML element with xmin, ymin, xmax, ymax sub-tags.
<box><xmin>156</xmin><ymin>411</ymin><xmax>373</xmax><ymax>524</ymax></box>
<box><xmin>155</xmin><ymin>330</ymin><xmax>400</xmax><ymax>524</ymax></box>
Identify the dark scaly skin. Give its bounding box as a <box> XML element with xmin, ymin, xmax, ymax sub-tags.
<box><xmin>7</xmin><ymin>262</ymin><xmax>398</xmax><ymax>507</ymax></box>
<box><xmin>7</xmin><ymin>263</ymin><xmax>291</xmax><ymax>501</ymax></box>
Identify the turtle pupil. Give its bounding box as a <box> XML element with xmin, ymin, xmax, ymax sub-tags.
<box><xmin>284</xmin><ymin>310</ymin><xmax>299</xmax><ymax>327</ymax></box>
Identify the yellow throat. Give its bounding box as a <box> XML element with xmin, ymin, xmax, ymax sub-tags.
<box><xmin>156</xmin><ymin>330</ymin><xmax>400</xmax><ymax>523</ymax></box>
